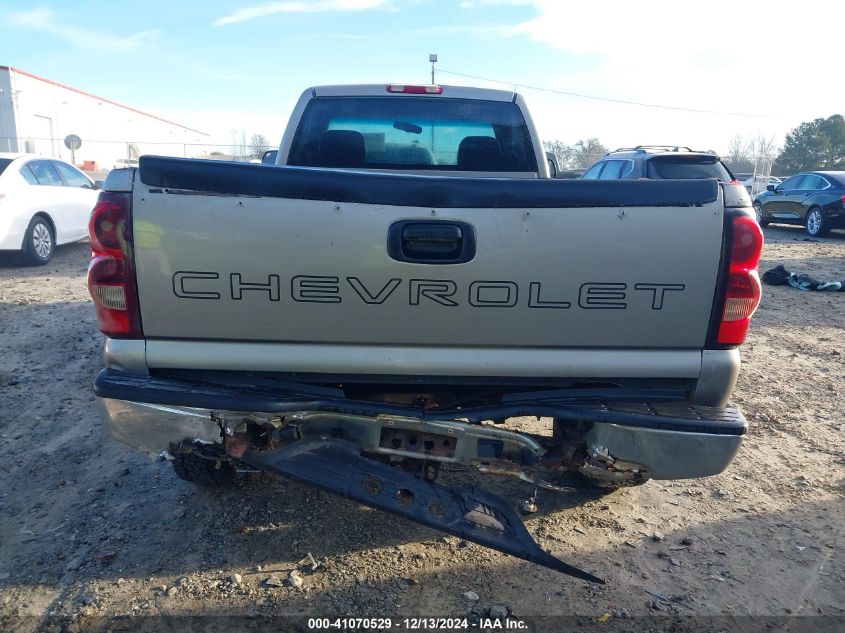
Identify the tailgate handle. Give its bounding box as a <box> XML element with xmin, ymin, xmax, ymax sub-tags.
<box><xmin>388</xmin><ymin>220</ymin><xmax>476</xmax><ymax>264</ymax></box>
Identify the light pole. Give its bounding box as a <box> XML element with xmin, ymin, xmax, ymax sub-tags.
<box><xmin>429</xmin><ymin>53</ymin><xmax>438</xmax><ymax>84</ymax></box>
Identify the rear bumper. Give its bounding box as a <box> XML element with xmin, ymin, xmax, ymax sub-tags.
<box><xmin>95</xmin><ymin>369</ymin><xmax>746</xmax><ymax>479</ymax></box>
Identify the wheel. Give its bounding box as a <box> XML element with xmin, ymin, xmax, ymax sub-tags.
<box><xmin>804</xmin><ymin>207</ymin><xmax>829</xmax><ymax>237</ymax></box>
<box><xmin>171</xmin><ymin>445</ymin><xmax>237</xmax><ymax>485</ymax></box>
<box><xmin>22</xmin><ymin>216</ymin><xmax>55</xmax><ymax>266</ymax></box>
<box><xmin>753</xmin><ymin>204</ymin><xmax>769</xmax><ymax>227</ymax></box>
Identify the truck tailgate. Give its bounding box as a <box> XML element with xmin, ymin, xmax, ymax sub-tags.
<box><xmin>132</xmin><ymin>158</ymin><xmax>723</xmax><ymax>360</ymax></box>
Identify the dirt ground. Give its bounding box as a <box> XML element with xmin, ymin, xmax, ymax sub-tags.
<box><xmin>0</xmin><ymin>226</ymin><xmax>843</xmax><ymax>632</ymax></box>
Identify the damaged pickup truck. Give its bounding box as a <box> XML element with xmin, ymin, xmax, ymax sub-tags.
<box><xmin>90</xmin><ymin>84</ymin><xmax>762</xmax><ymax>583</ymax></box>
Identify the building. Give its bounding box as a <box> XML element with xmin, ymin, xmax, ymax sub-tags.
<box><xmin>0</xmin><ymin>66</ymin><xmax>208</xmax><ymax>171</ymax></box>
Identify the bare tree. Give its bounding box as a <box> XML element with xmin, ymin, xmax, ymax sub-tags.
<box><xmin>723</xmin><ymin>134</ymin><xmax>780</xmax><ymax>174</ymax></box>
<box><xmin>230</xmin><ymin>129</ymin><xmax>248</xmax><ymax>161</ymax></box>
<box><xmin>250</xmin><ymin>133</ymin><xmax>271</xmax><ymax>158</ymax></box>
<box><xmin>543</xmin><ymin>140</ymin><xmax>574</xmax><ymax>170</ymax></box>
<box><xmin>571</xmin><ymin>138</ymin><xmax>608</xmax><ymax>169</ymax></box>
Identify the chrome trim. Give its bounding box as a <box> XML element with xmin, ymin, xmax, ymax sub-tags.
<box><xmin>98</xmin><ymin>397</ymin><xmax>221</xmax><ymax>456</ymax></box>
<box><xmin>103</xmin><ymin>338</ymin><xmax>148</xmax><ymax>374</ymax></box>
<box><xmin>585</xmin><ymin>422</ymin><xmax>742</xmax><ymax>480</ymax></box>
<box><xmin>692</xmin><ymin>348</ymin><xmax>740</xmax><ymax>407</ymax></box>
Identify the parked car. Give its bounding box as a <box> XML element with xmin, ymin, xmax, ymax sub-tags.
<box><xmin>581</xmin><ymin>146</ymin><xmax>736</xmax><ymax>182</ymax></box>
<box><xmin>741</xmin><ymin>175</ymin><xmax>781</xmax><ymax>195</ymax></box>
<box><xmin>113</xmin><ymin>158</ymin><xmax>139</xmax><ymax>169</ymax></box>
<box><xmin>752</xmin><ymin>171</ymin><xmax>845</xmax><ymax>236</ymax></box>
<box><xmin>0</xmin><ymin>153</ymin><xmax>100</xmax><ymax>265</ymax></box>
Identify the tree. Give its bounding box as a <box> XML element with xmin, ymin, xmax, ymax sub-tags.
<box><xmin>775</xmin><ymin>115</ymin><xmax>845</xmax><ymax>173</ymax></box>
<box><xmin>723</xmin><ymin>134</ymin><xmax>779</xmax><ymax>174</ymax></box>
<box><xmin>250</xmin><ymin>133</ymin><xmax>271</xmax><ymax>158</ymax></box>
<box><xmin>543</xmin><ymin>140</ymin><xmax>574</xmax><ymax>170</ymax></box>
<box><xmin>723</xmin><ymin>134</ymin><xmax>754</xmax><ymax>173</ymax></box>
<box><xmin>230</xmin><ymin>128</ymin><xmax>247</xmax><ymax>161</ymax></box>
<box><xmin>571</xmin><ymin>138</ymin><xmax>608</xmax><ymax>169</ymax></box>
<box><xmin>543</xmin><ymin>138</ymin><xmax>608</xmax><ymax>170</ymax></box>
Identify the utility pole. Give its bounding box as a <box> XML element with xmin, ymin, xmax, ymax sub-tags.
<box><xmin>429</xmin><ymin>53</ymin><xmax>438</xmax><ymax>84</ymax></box>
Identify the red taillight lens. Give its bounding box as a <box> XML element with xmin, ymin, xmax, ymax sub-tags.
<box><xmin>730</xmin><ymin>213</ymin><xmax>764</xmax><ymax>267</ymax></box>
<box><xmin>717</xmin><ymin>214</ymin><xmax>763</xmax><ymax>345</ymax></box>
<box><xmin>386</xmin><ymin>84</ymin><xmax>443</xmax><ymax>94</ymax></box>
<box><xmin>88</xmin><ymin>192</ymin><xmax>142</xmax><ymax>338</ymax></box>
<box><xmin>89</xmin><ymin>192</ymin><xmax>132</xmax><ymax>257</ymax></box>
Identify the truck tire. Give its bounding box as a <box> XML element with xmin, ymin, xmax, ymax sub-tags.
<box><xmin>171</xmin><ymin>447</ymin><xmax>237</xmax><ymax>485</ymax></box>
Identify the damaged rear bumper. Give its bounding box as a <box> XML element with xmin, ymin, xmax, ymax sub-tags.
<box><xmin>95</xmin><ymin>369</ymin><xmax>746</xmax><ymax>480</ymax></box>
<box><xmin>95</xmin><ymin>369</ymin><xmax>746</xmax><ymax>580</ymax></box>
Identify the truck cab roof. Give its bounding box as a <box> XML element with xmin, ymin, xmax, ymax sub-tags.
<box><xmin>309</xmin><ymin>84</ymin><xmax>516</xmax><ymax>102</ymax></box>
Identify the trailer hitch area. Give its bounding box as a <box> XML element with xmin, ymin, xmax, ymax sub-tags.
<box><xmin>241</xmin><ymin>438</ymin><xmax>604</xmax><ymax>583</ymax></box>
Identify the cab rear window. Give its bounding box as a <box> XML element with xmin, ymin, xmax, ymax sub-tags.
<box><xmin>288</xmin><ymin>97</ymin><xmax>537</xmax><ymax>172</ymax></box>
<box><xmin>0</xmin><ymin>158</ymin><xmax>12</xmax><ymax>176</ymax></box>
<box><xmin>647</xmin><ymin>157</ymin><xmax>732</xmax><ymax>181</ymax></box>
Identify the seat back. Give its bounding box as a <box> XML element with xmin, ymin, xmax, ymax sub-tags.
<box><xmin>457</xmin><ymin>136</ymin><xmax>504</xmax><ymax>171</ymax></box>
<box><xmin>319</xmin><ymin>130</ymin><xmax>366</xmax><ymax>167</ymax></box>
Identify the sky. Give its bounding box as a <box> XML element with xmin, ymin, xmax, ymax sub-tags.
<box><xmin>2</xmin><ymin>0</ymin><xmax>843</xmax><ymax>155</ymax></box>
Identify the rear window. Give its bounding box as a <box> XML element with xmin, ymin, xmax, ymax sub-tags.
<box><xmin>288</xmin><ymin>96</ymin><xmax>538</xmax><ymax>172</ymax></box>
<box><xmin>0</xmin><ymin>158</ymin><xmax>12</xmax><ymax>176</ymax></box>
<box><xmin>647</xmin><ymin>156</ymin><xmax>732</xmax><ymax>181</ymax></box>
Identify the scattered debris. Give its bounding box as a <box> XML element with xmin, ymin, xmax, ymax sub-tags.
<box><xmin>297</xmin><ymin>552</ymin><xmax>326</xmax><ymax>572</ymax></box>
<box><xmin>652</xmin><ymin>531</ymin><xmax>665</xmax><ymax>542</ymax></box>
<box><xmin>286</xmin><ymin>570</ymin><xmax>304</xmax><ymax>589</ymax></box>
<box><xmin>463</xmin><ymin>591</ymin><xmax>480</xmax><ymax>602</ymax></box>
<box><xmin>520</xmin><ymin>498</ymin><xmax>538</xmax><ymax>514</ymax></box>
<box><xmin>596</xmin><ymin>612</ymin><xmax>611</xmax><ymax>623</ymax></box>
<box><xmin>489</xmin><ymin>605</ymin><xmax>509</xmax><ymax>619</ymax></box>
<box><xmin>264</xmin><ymin>575</ymin><xmax>285</xmax><ymax>588</ymax></box>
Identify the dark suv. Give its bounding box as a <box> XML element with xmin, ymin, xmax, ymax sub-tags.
<box><xmin>581</xmin><ymin>146</ymin><xmax>735</xmax><ymax>182</ymax></box>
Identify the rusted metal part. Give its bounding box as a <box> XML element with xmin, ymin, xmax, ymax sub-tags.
<box><xmin>242</xmin><ymin>438</ymin><xmax>604</xmax><ymax>583</ymax></box>
<box><xmin>271</xmin><ymin>412</ymin><xmax>545</xmax><ymax>467</ymax></box>
<box><xmin>473</xmin><ymin>460</ymin><xmax>574</xmax><ymax>493</ymax></box>
<box><xmin>579</xmin><ymin>445</ymin><xmax>649</xmax><ymax>485</ymax></box>
<box><xmin>379</xmin><ymin>427</ymin><xmax>457</xmax><ymax>458</ymax></box>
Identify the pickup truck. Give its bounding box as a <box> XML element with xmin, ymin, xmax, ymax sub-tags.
<box><xmin>90</xmin><ymin>84</ymin><xmax>762</xmax><ymax>582</ymax></box>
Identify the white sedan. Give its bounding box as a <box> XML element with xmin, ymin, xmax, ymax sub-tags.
<box><xmin>741</xmin><ymin>175</ymin><xmax>782</xmax><ymax>195</ymax></box>
<box><xmin>0</xmin><ymin>153</ymin><xmax>99</xmax><ymax>265</ymax></box>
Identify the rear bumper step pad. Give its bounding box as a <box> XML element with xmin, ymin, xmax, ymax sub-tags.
<box><xmin>242</xmin><ymin>438</ymin><xmax>604</xmax><ymax>583</ymax></box>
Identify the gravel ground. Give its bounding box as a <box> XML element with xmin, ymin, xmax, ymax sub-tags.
<box><xmin>0</xmin><ymin>226</ymin><xmax>843</xmax><ymax>632</ymax></box>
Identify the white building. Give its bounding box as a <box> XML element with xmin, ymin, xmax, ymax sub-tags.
<box><xmin>0</xmin><ymin>66</ymin><xmax>208</xmax><ymax>171</ymax></box>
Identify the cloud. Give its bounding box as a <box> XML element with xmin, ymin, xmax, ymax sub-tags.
<box><xmin>8</xmin><ymin>7</ymin><xmax>159</xmax><ymax>51</ymax></box>
<box><xmin>214</xmin><ymin>0</ymin><xmax>390</xmax><ymax>26</ymax></box>
<box><xmin>414</xmin><ymin>23</ymin><xmax>523</xmax><ymax>38</ymax></box>
<box><xmin>511</xmin><ymin>0</ymin><xmax>840</xmax><ymax>68</ymax></box>
<box><xmin>459</xmin><ymin>0</ymin><xmax>534</xmax><ymax>7</ymax></box>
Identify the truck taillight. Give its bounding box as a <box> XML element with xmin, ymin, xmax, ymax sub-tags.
<box><xmin>717</xmin><ymin>214</ymin><xmax>763</xmax><ymax>345</ymax></box>
<box><xmin>88</xmin><ymin>192</ymin><xmax>142</xmax><ymax>339</ymax></box>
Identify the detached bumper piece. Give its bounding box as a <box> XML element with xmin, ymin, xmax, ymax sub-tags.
<box><xmin>242</xmin><ymin>438</ymin><xmax>604</xmax><ymax>583</ymax></box>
